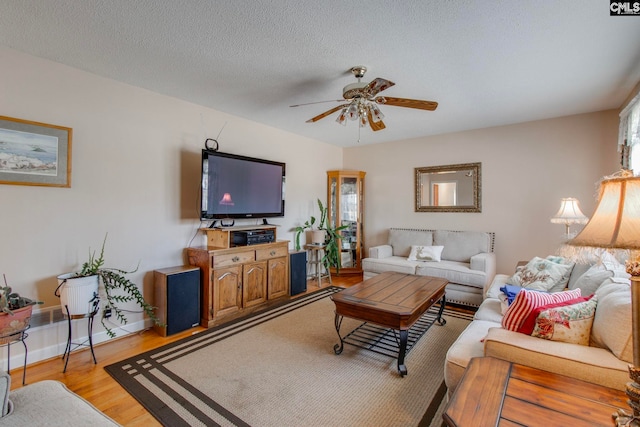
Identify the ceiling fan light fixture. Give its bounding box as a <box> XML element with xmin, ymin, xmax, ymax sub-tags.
<box><xmin>370</xmin><ymin>103</ymin><xmax>384</xmax><ymax>122</ymax></box>
<box><xmin>336</xmin><ymin>108</ymin><xmax>348</xmax><ymax>125</ymax></box>
<box><xmin>347</xmin><ymin>103</ymin><xmax>359</xmax><ymax>121</ymax></box>
<box><xmin>359</xmin><ymin>113</ymin><xmax>368</xmax><ymax>128</ymax></box>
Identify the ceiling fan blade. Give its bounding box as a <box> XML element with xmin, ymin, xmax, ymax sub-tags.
<box><xmin>376</xmin><ymin>96</ymin><xmax>438</xmax><ymax>111</ymax></box>
<box><xmin>290</xmin><ymin>99</ymin><xmax>343</xmax><ymax>108</ymax></box>
<box><xmin>367</xmin><ymin>110</ymin><xmax>386</xmax><ymax>132</ymax></box>
<box><xmin>363</xmin><ymin>78</ymin><xmax>395</xmax><ymax>98</ymax></box>
<box><xmin>306</xmin><ymin>104</ymin><xmax>349</xmax><ymax>123</ymax></box>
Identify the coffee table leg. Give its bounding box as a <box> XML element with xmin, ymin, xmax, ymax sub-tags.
<box><xmin>398</xmin><ymin>329</ymin><xmax>408</xmax><ymax>376</ymax></box>
<box><xmin>436</xmin><ymin>295</ymin><xmax>447</xmax><ymax>326</ymax></box>
<box><xmin>333</xmin><ymin>313</ymin><xmax>344</xmax><ymax>355</ymax></box>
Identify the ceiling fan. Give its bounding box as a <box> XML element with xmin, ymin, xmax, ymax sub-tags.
<box><xmin>290</xmin><ymin>66</ymin><xmax>438</xmax><ymax>132</ymax></box>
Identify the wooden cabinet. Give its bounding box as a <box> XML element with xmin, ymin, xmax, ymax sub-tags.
<box><xmin>267</xmin><ymin>257</ymin><xmax>288</xmax><ymax>299</ymax></box>
<box><xmin>327</xmin><ymin>170</ymin><xmax>366</xmax><ymax>274</ymax></box>
<box><xmin>187</xmin><ymin>225</ymin><xmax>290</xmax><ymax>327</ymax></box>
<box><xmin>242</xmin><ymin>261</ymin><xmax>267</xmax><ymax>308</ymax></box>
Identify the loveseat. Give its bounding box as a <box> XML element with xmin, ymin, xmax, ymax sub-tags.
<box><xmin>0</xmin><ymin>370</ymin><xmax>119</xmax><ymax>426</ymax></box>
<box><xmin>444</xmin><ymin>256</ymin><xmax>632</xmax><ymax>396</ymax></box>
<box><xmin>362</xmin><ymin>228</ymin><xmax>496</xmax><ymax>307</ymax></box>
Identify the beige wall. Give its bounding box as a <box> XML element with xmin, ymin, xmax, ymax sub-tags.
<box><xmin>343</xmin><ymin>111</ymin><xmax>620</xmax><ymax>274</ymax></box>
<box><xmin>0</xmin><ymin>46</ymin><xmax>342</xmax><ymax>363</ymax></box>
<box><xmin>0</xmin><ymin>45</ymin><xmax>625</xmax><ymax>366</ymax></box>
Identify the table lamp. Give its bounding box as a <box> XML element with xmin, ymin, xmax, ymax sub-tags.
<box><xmin>567</xmin><ymin>170</ymin><xmax>640</xmax><ymax>426</ymax></box>
<box><xmin>550</xmin><ymin>197</ymin><xmax>588</xmax><ymax>239</ymax></box>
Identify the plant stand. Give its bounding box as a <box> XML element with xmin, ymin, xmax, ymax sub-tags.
<box><xmin>305</xmin><ymin>244</ymin><xmax>331</xmax><ymax>286</ymax></box>
<box><xmin>61</xmin><ymin>298</ymin><xmax>99</xmax><ymax>373</ymax></box>
<box><xmin>0</xmin><ymin>328</ymin><xmax>28</xmax><ymax>385</ymax></box>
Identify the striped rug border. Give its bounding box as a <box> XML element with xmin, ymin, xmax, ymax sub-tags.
<box><xmin>105</xmin><ymin>287</ymin><xmax>470</xmax><ymax>426</ymax></box>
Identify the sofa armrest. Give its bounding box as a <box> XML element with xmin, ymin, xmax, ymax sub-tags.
<box><xmin>470</xmin><ymin>252</ymin><xmax>496</xmax><ymax>288</ymax></box>
<box><xmin>483</xmin><ymin>327</ymin><xmax>628</xmax><ymax>391</ymax></box>
<box><xmin>368</xmin><ymin>245</ymin><xmax>393</xmax><ymax>259</ymax></box>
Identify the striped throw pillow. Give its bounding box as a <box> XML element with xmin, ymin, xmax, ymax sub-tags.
<box><xmin>501</xmin><ymin>288</ymin><xmax>582</xmax><ymax>332</ymax></box>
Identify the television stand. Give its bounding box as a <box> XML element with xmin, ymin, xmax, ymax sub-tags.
<box><xmin>187</xmin><ymin>226</ymin><xmax>290</xmax><ymax>327</ymax></box>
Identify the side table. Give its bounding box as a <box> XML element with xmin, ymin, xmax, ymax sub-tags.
<box><xmin>304</xmin><ymin>244</ymin><xmax>331</xmax><ymax>286</ymax></box>
<box><xmin>443</xmin><ymin>356</ymin><xmax>627</xmax><ymax>426</ymax></box>
<box><xmin>0</xmin><ymin>328</ymin><xmax>28</xmax><ymax>385</ymax></box>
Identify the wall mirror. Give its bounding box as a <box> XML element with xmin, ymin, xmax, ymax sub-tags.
<box><xmin>415</xmin><ymin>162</ymin><xmax>481</xmax><ymax>213</ymax></box>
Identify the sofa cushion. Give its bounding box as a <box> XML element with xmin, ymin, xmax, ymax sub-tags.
<box><xmin>434</xmin><ymin>230</ymin><xmax>490</xmax><ymax>262</ymax></box>
<box><xmin>361</xmin><ymin>256</ymin><xmax>417</xmax><ymax>275</ymax></box>
<box><xmin>415</xmin><ymin>261</ymin><xmax>487</xmax><ymax>288</ymax></box>
<box><xmin>444</xmin><ymin>319</ymin><xmax>499</xmax><ymax>393</ymax></box>
<box><xmin>501</xmin><ymin>288</ymin><xmax>582</xmax><ymax>331</ymax></box>
<box><xmin>407</xmin><ymin>245</ymin><xmax>444</xmax><ymax>262</ymax></box>
<box><xmin>592</xmin><ymin>281</ymin><xmax>632</xmax><ymax>363</ymax></box>
<box><xmin>569</xmin><ymin>262</ymin><xmax>630</xmax><ymax>297</ymax></box>
<box><xmin>566</xmin><ymin>263</ymin><xmax>591</xmax><ymax>289</ymax></box>
<box><xmin>524</xmin><ymin>296</ymin><xmax>597</xmax><ymax>345</ymax></box>
<box><xmin>388</xmin><ymin>229</ymin><xmax>433</xmax><ymax>257</ymax></box>
<box><xmin>474</xmin><ymin>298</ymin><xmax>504</xmax><ymax>323</ymax></box>
<box><xmin>3</xmin><ymin>380</ymin><xmax>120</xmax><ymax>426</ymax></box>
<box><xmin>507</xmin><ymin>257</ymin><xmax>573</xmax><ymax>292</ymax></box>
<box><xmin>483</xmin><ymin>327</ymin><xmax>629</xmax><ymax>391</ymax></box>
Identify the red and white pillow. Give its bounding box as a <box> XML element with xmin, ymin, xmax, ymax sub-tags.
<box><xmin>501</xmin><ymin>288</ymin><xmax>582</xmax><ymax>331</ymax></box>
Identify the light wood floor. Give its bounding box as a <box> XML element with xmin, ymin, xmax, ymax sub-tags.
<box><xmin>8</xmin><ymin>275</ymin><xmax>362</xmax><ymax>426</ymax></box>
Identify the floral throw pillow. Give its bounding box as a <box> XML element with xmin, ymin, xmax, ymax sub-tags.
<box><xmin>527</xmin><ymin>296</ymin><xmax>597</xmax><ymax>345</ymax></box>
<box><xmin>407</xmin><ymin>245</ymin><xmax>444</xmax><ymax>262</ymax></box>
<box><xmin>502</xmin><ymin>288</ymin><xmax>582</xmax><ymax>331</ymax></box>
<box><xmin>507</xmin><ymin>257</ymin><xmax>573</xmax><ymax>292</ymax></box>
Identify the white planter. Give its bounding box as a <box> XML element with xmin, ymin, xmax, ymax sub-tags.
<box><xmin>56</xmin><ymin>273</ymin><xmax>99</xmax><ymax>316</ymax></box>
<box><xmin>311</xmin><ymin>230</ymin><xmax>326</xmax><ymax>245</ymax></box>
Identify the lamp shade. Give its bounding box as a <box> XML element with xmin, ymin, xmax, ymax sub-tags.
<box><xmin>550</xmin><ymin>198</ymin><xmax>588</xmax><ymax>225</ymax></box>
<box><xmin>219</xmin><ymin>193</ymin><xmax>234</xmax><ymax>206</ymax></box>
<box><xmin>569</xmin><ymin>174</ymin><xmax>640</xmax><ymax>250</ymax></box>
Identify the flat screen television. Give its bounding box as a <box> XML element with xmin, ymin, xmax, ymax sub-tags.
<box><xmin>200</xmin><ymin>150</ymin><xmax>286</xmax><ymax>221</ymax></box>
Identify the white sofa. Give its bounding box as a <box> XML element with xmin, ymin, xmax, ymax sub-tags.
<box><xmin>444</xmin><ymin>261</ymin><xmax>632</xmax><ymax>396</ymax></box>
<box><xmin>362</xmin><ymin>228</ymin><xmax>496</xmax><ymax>307</ymax></box>
<box><xmin>0</xmin><ymin>370</ymin><xmax>119</xmax><ymax>426</ymax></box>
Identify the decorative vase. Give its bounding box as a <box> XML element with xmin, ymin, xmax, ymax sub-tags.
<box><xmin>0</xmin><ymin>305</ymin><xmax>33</xmax><ymax>344</ymax></box>
<box><xmin>56</xmin><ymin>273</ymin><xmax>99</xmax><ymax>316</ymax></box>
<box><xmin>311</xmin><ymin>230</ymin><xmax>326</xmax><ymax>245</ymax></box>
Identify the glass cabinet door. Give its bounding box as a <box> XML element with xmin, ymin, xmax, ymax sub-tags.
<box><xmin>327</xmin><ymin>170</ymin><xmax>365</xmax><ymax>274</ymax></box>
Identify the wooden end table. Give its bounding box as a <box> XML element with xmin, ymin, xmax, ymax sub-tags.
<box><xmin>331</xmin><ymin>271</ymin><xmax>448</xmax><ymax>376</ymax></box>
<box><xmin>444</xmin><ymin>357</ymin><xmax>627</xmax><ymax>427</ymax></box>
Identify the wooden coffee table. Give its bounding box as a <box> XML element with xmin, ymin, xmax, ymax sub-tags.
<box><xmin>331</xmin><ymin>271</ymin><xmax>448</xmax><ymax>376</ymax></box>
<box><xmin>444</xmin><ymin>357</ymin><xmax>627</xmax><ymax>426</ymax></box>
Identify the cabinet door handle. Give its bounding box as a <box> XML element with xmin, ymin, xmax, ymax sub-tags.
<box><xmin>246</xmin><ymin>267</ymin><xmax>257</xmax><ymax>275</ymax></box>
<box><xmin>232</xmin><ymin>256</ymin><xmax>240</xmax><ymax>262</ymax></box>
<box><xmin>218</xmin><ymin>272</ymin><xmax>233</xmax><ymax>281</ymax></box>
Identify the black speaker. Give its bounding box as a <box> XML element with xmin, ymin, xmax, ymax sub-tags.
<box><xmin>290</xmin><ymin>251</ymin><xmax>307</xmax><ymax>296</ymax></box>
<box><xmin>153</xmin><ymin>266</ymin><xmax>200</xmax><ymax>336</ymax></box>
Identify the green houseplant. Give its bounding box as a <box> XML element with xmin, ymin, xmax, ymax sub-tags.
<box><xmin>57</xmin><ymin>235</ymin><xmax>161</xmax><ymax>338</ymax></box>
<box><xmin>294</xmin><ymin>199</ymin><xmax>349</xmax><ymax>273</ymax></box>
<box><xmin>0</xmin><ymin>275</ymin><xmax>43</xmax><ymax>340</ymax></box>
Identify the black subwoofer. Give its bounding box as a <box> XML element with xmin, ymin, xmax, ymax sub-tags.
<box><xmin>289</xmin><ymin>250</ymin><xmax>307</xmax><ymax>296</ymax></box>
<box><xmin>153</xmin><ymin>266</ymin><xmax>200</xmax><ymax>336</ymax></box>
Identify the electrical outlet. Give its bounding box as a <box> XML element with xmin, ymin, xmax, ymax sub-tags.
<box><xmin>103</xmin><ymin>306</ymin><xmax>112</xmax><ymax>319</ymax></box>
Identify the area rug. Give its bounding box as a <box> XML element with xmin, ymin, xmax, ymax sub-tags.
<box><xmin>105</xmin><ymin>287</ymin><xmax>471</xmax><ymax>427</ymax></box>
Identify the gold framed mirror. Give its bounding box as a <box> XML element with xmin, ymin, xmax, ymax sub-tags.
<box><xmin>415</xmin><ymin>162</ymin><xmax>481</xmax><ymax>213</ymax></box>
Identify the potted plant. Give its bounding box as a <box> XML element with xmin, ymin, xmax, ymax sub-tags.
<box><xmin>0</xmin><ymin>275</ymin><xmax>43</xmax><ymax>341</ymax></box>
<box><xmin>294</xmin><ymin>199</ymin><xmax>349</xmax><ymax>273</ymax></box>
<box><xmin>56</xmin><ymin>235</ymin><xmax>161</xmax><ymax>338</ymax></box>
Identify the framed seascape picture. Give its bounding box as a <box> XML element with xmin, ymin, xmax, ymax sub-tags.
<box><xmin>0</xmin><ymin>116</ymin><xmax>72</xmax><ymax>188</ymax></box>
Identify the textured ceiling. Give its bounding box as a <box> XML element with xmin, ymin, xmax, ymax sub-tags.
<box><xmin>1</xmin><ymin>0</ymin><xmax>640</xmax><ymax>147</ymax></box>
